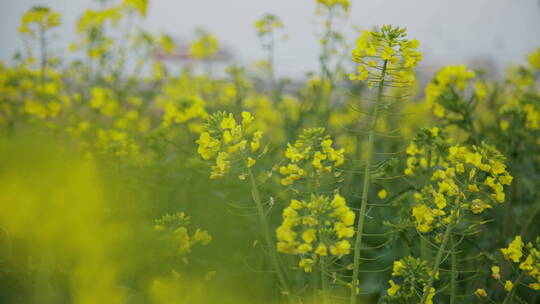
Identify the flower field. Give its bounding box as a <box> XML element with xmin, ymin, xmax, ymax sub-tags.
<box><xmin>1</xmin><ymin>1</ymin><xmax>539</xmax><ymax>303</ymax></box>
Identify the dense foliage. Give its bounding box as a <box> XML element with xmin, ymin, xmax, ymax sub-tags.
<box><xmin>1</xmin><ymin>1</ymin><xmax>539</xmax><ymax>303</ymax></box>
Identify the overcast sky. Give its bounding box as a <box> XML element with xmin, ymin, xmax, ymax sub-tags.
<box><xmin>1</xmin><ymin>0</ymin><xmax>539</xmax><ymax>78</ymax></box>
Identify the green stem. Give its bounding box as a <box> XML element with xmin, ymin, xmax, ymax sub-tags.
<box><xmin>420</xmin><ymin>237</ymin><xmax>430</xmax><ymax>263</ymax></box>
<box><xmin>320</xmin><ymin>256</ymin><xmax>329</xmax><ymax>304</ymax></box>
<box><xmin>312</xmin><ymin>265</ymin><xmax>319</xmax><ymax>301</ymax></box>
<box><xmin>247</xmin><ymin>167</ymin><xmax>294</xmax><ymax>303</ymax></box>
<box><xmin>38</xmin><ymin>25</ymin><xmax>47</xmax><ymax>85</ymax></box>
<box><xmin>267</xmin><ymin>32</ymin><xmax>277</xmax><ymax>103</ymax></box>
<box><xmin>420</xmin><ymin>214</ymin><xmax>455</xmax><ymax>304</ymax></box>
<box><xmin>502</xmin><ymin>272</ymin><xmax>524</xmax><ymax>304</ymax></box>
<box><xmin>450</xmin><ymin>236</ymin><xmax>457</xmax><ymax>304</ymax></box>
<box><xmin>350</xmin><ymin>60</ymin><xmax>388</xmax><ymax>304</ymax></box>
<box><xmin>1</xmin><ymin>226</ymin><xmax>12</xmax><ymax>261</ymax></box>
<box><xmin>520</xmin><ymin>196</ymin><xmax>540</xmax><ymax>238</ymax></box>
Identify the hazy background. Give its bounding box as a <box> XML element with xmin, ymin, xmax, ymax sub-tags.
<box><xmin>1</xmin><ymin>0</ymin><xmax>540</xmax><ymax>78</ymax></box>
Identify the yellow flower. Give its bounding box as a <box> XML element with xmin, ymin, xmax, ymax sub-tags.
<box><xmin>504</xmin><ymin>280</ymin><xmax>513</xmax><ymax>292</ymax></box>
<box><xmin>330</xmin><ymin>240</ymin><xmax>351</xmax><ymax>256</ymax></box>
<box><xmin>220</xmin><ymin>113</ymin><xmax>236</xmax><ymax>129</ymax></box>
<box><xmin>470</xmin><ymin>199</ymin><xmax>492</xmax><ymax>214</ymax></box>
<box><xmin>241</xmin><ymin>111</ymin><xmax>254</xmax><ymax>126</ymax></box>
<box><xmin>501</xmin><ymin>236</ymin><xmax>523</xmax><ymax>262</ymax></box>
<box><xmin>474</xmin><ymin>288</ymin><xmax>487</xmax><ymax>297</ymax></box>
<box><xmin>425</xmin><ymin>287</ymin><xmax>435</xmax><ymax>304</ymax></box>
<box><xmin>387</xmin><ymin>280</ymin><xmax>400</xmax><ymax>296</ymax></box>
<box><xmin>331</xmin><ymin>194</ymin><xmax>346</xmax><ymax>207</ymax></box>
<box><xmin>302</xmin><ymin>229</ymin><xmax>316</xmax><ymax>243</ymax></box>
<box><xmin>190</xmin><ymin>29</ymin><xmax>219</xmax><ymax>59</ymax></box>
<box><xmin>299</xmin><ymin>258</ymin><xmax>314</xmax><ymax>272</ymax></box>
<box><xmin>123</xmin><ymin>0</ymin><xmax>148</xmax><ymax>16</ymax></box>
<box><xmin>317</xmin><ymin>0</ymin><xmax>350</xmax><ymax>11</ymax></box>
<box><xmin>377</xmin><ymin>189</ymin><xmax>387</xmax><ymax>199</ymax></box>
<box><xmin>297</xmin><ymin>243</ymin><xmax>313</xmax><ymax>254</ymax></box>
<box><xmin>334</xmin><ymin>222</ymin><xmax>354</xmax><ymax>238</ymax></box>
<box><xmin>19</xmin><ymin>6</ymin><xmax>61</xmax><ymax>34</ymax></box>
<box><xmin>276</xmin><ymin>194</ymin><xmax>354</xmax><ymax>260</ymax></box>
<box><xmin>491</xmin><ymin>266</ymin><xmax>501</xmax><ymax>280</ymax></box>
<box><xmin>412</xmin><ymin>204</ymin><xmax>436</xmax><ymax>233</ymax></box>
<box><xmin>255</xmin><ymin>14</ymin><xmax>283</xmax><ymax>35</ymax></box>
<box><xmin>381</xmin><ymin>46</ymin><xmax>396</xmax><ymax>61</ymax></box>
<box><xmin>247</xmin><ymin>157</ymin><xmax>256</xmax><ymax>168</ymax></box>
<box><xmin>351</xmin><ymin>25</ymin><xmax>422</xmax><ymax>87</ymax></box>
<box><xmin>528</xmin><ymin>47</ymin><xmax>540</xmax><ymax>70</ymax></box>
<box><xmin>315</xmin><ymin>243</ymin><xmax>328</xmax><ymax>256</ymax></box>
<box><xmin>392</xmin><ymin>260</ymin><xmax>406</xmax><ymax>277</ymax></box>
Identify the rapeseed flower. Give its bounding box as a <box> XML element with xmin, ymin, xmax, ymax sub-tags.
<box><xmin>276</xmin><ymin>193</ymin><xmax>355</xmax><ymax>271</ymax></box>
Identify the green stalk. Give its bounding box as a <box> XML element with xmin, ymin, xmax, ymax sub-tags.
<box><xmin>520</xmin><ymin>196</ymin><xmax>540</xmax><ymax>238</ymax></box>
<box><xmin>420</xmin><ymin>237</ymin><xmax>431</xmax><ymax>262</ymax></box>
<box><xmin>247</xmin><ymin>167</ymin><xmax>294</xmax><ymax>303</ymax></box>
<box><xmin>1</xmin><ymin>226</ymin><xmax>12</xmax><ymax>262</ymax></box>
<box><xmin>320</xmin><ymin>256</ymin><xmax>329</xmax><ymax>304</ymax></box>
<box><xmin>420</xmin><ymin>213</ymin><xmax>455</xmax><ymax>304</ymax></box>
<box><xmin>38</xmin><ymin>25</ymin><xmax>47</xmax><ymax>85</ymax></box>
<box><xmin>450</xmin><ymin>236</ymin><xmax>457</xmax><ymax>304</ymax></box>
<box><xmin>502</xmin><ymin>272</ymin><xmax>525</xmax><ymax>304</ymax></box>
<box><xmin>267</xmin><ymin>31</ymin><xmax>277</xmax><ymax>103</ymax></box>
<box><xmin>350</xmin><ymin>60</ymin><xmax>388</xmax><ymax>304</ymax></box>
<box><xmin>421</xmin><ymin>149</ymin><xmax>433</xmax><ymax>262</ymax></box>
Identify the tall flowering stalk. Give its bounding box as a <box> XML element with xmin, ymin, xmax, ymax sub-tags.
<box><xmin>348</xmin><ymin>25</ymin><xmax>422</xmax><ymax>304</ymax></box>
<box><xmin>276</xmin><ymin>128</ymin><xmax>351</xmax><ymax>299</ymax></box>
<box><xmin>255</xmin><ymin>14</ymin><xmax>284</xmax><ymax>101</ymax></box>
<box><xmin>19</xmin><ymin>6</ymin><xmax>61</xmax><ymax>84</ymax></box>
<box><xmin>196</xmin><ymin>111</ymin><xmax>294</xmax><ymax>302</ymax></box>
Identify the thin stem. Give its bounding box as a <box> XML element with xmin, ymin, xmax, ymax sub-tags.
<box><xmin>502</xmin><ymin>271</ymin><xmax>524</xmax><ymax>304</ymax></box>
<box><xmin>247</xmin><ymin>167</ymin><xmax>294</xmax><ymax>303</ymax></box>
<box><xmin>350</xmin><ymin>60</ymin><xmax>388</xmax><ymax>304</ymax></box>
<box><xmin>267</xmin><ymin>32</ymin><xmax>277</xmax><ymax>102</ymax></box>
<box><xmin>1</xmin><ymin>226</ymin><xmax>12</xmax><ymax>261</ymax></box>
<box><xmin>520</xmin><ymin>196</ymin><xmax>540</xmax><ymax>238</ymax></box>
<box><xmin>38</xmin><ymin>25</ymin><xmax>47</xmax><ymax>85</ymax></box>
<box><xmin>450</xmin><ymin>235</ymin><xmax>457</xmax><ymax>304</ymax></box>
<box><xmin>421</xmin><ymin>236</ymin><xmax>431</xmax><ymax>263</ymax></box>
<box><xmin>420</xmin><ymin>213</ymin><xmax>455</xmax><ymax>304</ymax></box>
<box><xmin>320</xmin><ymin>256</ymin><xmax>329</xmax><ymax>304</ymax></box>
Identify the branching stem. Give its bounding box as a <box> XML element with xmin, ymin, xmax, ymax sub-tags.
<box><xmin>350</xmin><ymin>59</ymin><xmax>388</xmax><ymax>304</ymax></box>
<box><xmin>247</xmin><ymin>167</ymin><xmax>294</xmax><ymax>303</ymax></box>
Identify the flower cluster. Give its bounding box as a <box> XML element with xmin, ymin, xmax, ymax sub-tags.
<box><xmin>276</xmin><ymin>193</ymin><xmax>355</xmax><ymax>272</ymax></box>
<box><xmin>122</xmin><ymin>0</ymin><xmax>149</xmax><ymax>17</ymax></box>
<box><xmin>529</xmin><ymin>47</ymin><xmax>540</xmax><ymax>71</ymax></box>
<box><xmin>76</xmin><ymin>7</ymin><xmax>121</xmax><ymax>33</ymax></box>
<box><xmin>196</xmin><ymin>111</ymin><xmax>263</xmax><ymax>179</ymax></box>
<box><xmin>425</xmin><ymin>65</ymin><xmax>487</xmax><ymax>119</ymax></box>
<box><xmin>316</xmin><ymin>0</ymin><xmax>350</xmax><ymax>12</ymax></box>
<box><xmin>500</xmin><ymin>99</ymin><xmax>540</xmax><ymax>132</ymax></box>
<box><xmin>499</xmin><ymin>235</ymin><xmax>540</xmax><ymax>291</ymax></box>
<box><xmin>19</xmin><ymin>6</ymin><xmax>61</xmax><ymax>34</ymax></box>
<box><xmin>190</xmin><ymin>29</ymin><xmax>219</xmax><ymax>60</ymax></box>
<box><xmin>411</xmin><ymin>142</ymin><xmax>512</xmax><ymax>233</ymax></box>
<box><xmin>95</xmin><ymin>128</ymin><xmax>140</xmax><ymax>158</ymax></box>
<box><xmin>403</xmin><ymin>126</ymin><xmax>448</xmax><ymax>176</ymax></box>
<box><xmin>160</xmin><ymin>94</ymin><xmax>208</xmax><ymax>133</ymax></box>
<box><xmin>255</xmin><ymin>14</ymin><xmax>283</xmax><ymax>35</ymax></box>
<box><xmin>384</xmin><ymin>256</ymin><xmax>435</xmax><ymax>304</ymax></box>
<box><xmin>90</xmin><ymin>87</ymin><xmax>119</xmax><ymax>117</ymax></box>
<box><xmin>154</xmin><ymin>212</ymin><xmax>212</xmax><ymax>257</ymax></box>
<box><xmin>350</xmin><ymin>25</ymin><xmax>422</xmax><ymax>88</ymax></box>
<box><xmin>280</xmin><ymin>128</ymin><xmax>345</xmax><ymax>186</ymax></box>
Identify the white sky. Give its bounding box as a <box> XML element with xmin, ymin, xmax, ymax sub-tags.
<box><xmin>1</xmin><ymin>0</ymin><xmax>539</xmax><ymax>78</ymax></box>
